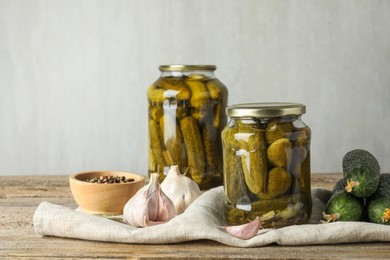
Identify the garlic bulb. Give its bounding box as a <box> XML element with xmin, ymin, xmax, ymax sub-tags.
<box><xmin>123</xmin><ymin>173</ymin><xmax>175</xmax><ymax>227</ymax></box>
<box><xmin>224</xmin><ymin>217</ymin><xmax>261</xmax><ymax>240</ymax></box>
<box><xmin>160</xmin><ymin>165</ymin><xmax>202</xmax><ymax>214</ymax></box>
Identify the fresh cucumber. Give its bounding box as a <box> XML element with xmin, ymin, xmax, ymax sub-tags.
<box><xmin>367</xmin><ymin>196</ymin><xmax>390</xmax><ymax>225</ymax></box>
<box><xmin>370</xmin><ymin>173</ymin><xmax>390</xmax><ymax>199</ymax></box>
<box><xmin>323</xmin><ymin>191</ymin><xmax>364</xmax><ymax>222</ymax></box>
<box><xmin>342</xmin><ymin>149</ymin><xmax>380</xmax><ymax>198</ymax></box>
<box><xmin>332</xmin><ymin>178</ymin><xmax>346</xmax><ymax>194</ymax></box>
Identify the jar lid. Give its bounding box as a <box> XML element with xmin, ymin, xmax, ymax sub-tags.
<box><xmin>226</xmin><ymin>102</ymin><xmax>306</xmax><ymax>118</ymax></box>
<box><xmin>159</xmin><ymin>65</ymin><xmax>216</xmax><ymax>71</ymax></box>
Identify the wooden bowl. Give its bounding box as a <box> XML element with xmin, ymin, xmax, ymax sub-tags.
<box><xmin>69</xmin><ymin>171</ymin><xmax>145</xmax><ymax>215</ymax></box>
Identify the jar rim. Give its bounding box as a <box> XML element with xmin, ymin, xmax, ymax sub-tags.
<box><xmin>159</xmin><ymin>65</ymin><xmax>216</xmax><ymax>71</ymax></box>
<box><xmin>226</xmin><ymin>102</ymin><xmax>306</xmax><ymax>118</ymax></box>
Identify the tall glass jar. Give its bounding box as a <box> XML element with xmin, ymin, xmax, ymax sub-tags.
<box><xmin>147</xmin><ymin>65</ymin><xmax>228</xmax><ymax>189</ymax></box>
<box><xmin>222</xmin><ymin>102</ymin><xmax>311</xmax><ymax>228</ymax></box>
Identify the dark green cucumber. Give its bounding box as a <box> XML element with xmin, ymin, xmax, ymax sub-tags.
<box><xmin>367</xmin><ymin>196</ymin><xmax>390</xmax><ymax>225</ymax></box>
<box><xmin>332</xmin><ymin>178</ymin><xmax>346</xmax><ymax>194</ymax></box>
<box><xmin>323</xmin><ymin>191</ymin><xmax>364</xmax><ymax>222</ymax></box>
<box><xmin>342</xmin><ymin>149</ymin><xmax>380</xmax><ymax>198</ymax></box>
<box><xmin>370</xmin><ymin>173</ymin><xmax>390</xmax><ymax>199</ymax></box>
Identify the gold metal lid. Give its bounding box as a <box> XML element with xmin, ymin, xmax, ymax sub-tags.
<box><xmin>226</xmin><ymin>102</ymin><xmax>306</xmax><ymax>118</ymax></box>
<box><xmin>159</xmin><ymin>65</ymin><xmax>217</xmax><ymax>71</ymax></box>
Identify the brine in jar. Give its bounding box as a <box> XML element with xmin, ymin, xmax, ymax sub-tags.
<box><xmin>147</xmin><ymin>65</ymin><xmax>228</xmax><ymax>189</ymax></box>
<box><xmin>222</xmin><ymin>102</ymin><xmax>311</xmax><ymax>228</ymax></box>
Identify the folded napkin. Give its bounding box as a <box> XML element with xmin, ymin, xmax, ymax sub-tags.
<box><xmin>33</xmin><ymin>187</ymin><xmax>390</xmax><ymax>247</ymax></box>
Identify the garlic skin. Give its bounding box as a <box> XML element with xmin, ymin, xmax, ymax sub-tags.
<box><xmin>123</xmin><ymin>173</ymin><xmax>175</xmax><ymax>227</ymax></box>
<box><xmin>160</xmin><ymin>165</ymin><xmax>202</xmax><ymax>214</ymax></box>
<box><xmin>224</xmin><ymin>216</ymin><xmax>261</xmax><ymax>240</ymax></box>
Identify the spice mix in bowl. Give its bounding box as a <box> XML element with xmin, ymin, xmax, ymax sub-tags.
<box><xmin>69</xmin><ymin>171</ymin><xmax>145</xmax><ymax>215</ymax></box>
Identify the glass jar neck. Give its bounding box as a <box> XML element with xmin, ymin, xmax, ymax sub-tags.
<box><xmin>229</xmin><ymin>115</ymin><xmax>302</xmax><ymax>126</ymax></box>
<box><xmin>160</xmin><ymin>70</ymin><xmax>215</xmax><ymax>78</ymax></box>
<box><xmin>234</xmin><ymin>115</ymin><xmax>301</xmax><ymax>121</ymax></box>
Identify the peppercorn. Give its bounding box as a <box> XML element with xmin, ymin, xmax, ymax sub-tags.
<box><xmin>85</xmin><ymin>175</ymin><xmax>135</xmax><ymax>184</ymax></box>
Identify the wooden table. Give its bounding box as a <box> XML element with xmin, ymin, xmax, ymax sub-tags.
<box><xmin>1</xmin><ymin>173</ymin><xmax>389</xmax><ymax>259</ymax></box>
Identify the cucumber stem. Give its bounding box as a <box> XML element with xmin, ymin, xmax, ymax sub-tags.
<box><xmin>345</xmin><ymin>179</ymin><xmax>360</xmax><ymax>193</ymax></box>
<box><xmin>322</xmin><ymin>212</ymin><xmax>341</xmax><ymax>223</ymax></box>
<box><xmin>382</xmin><ymin>208</ymin><xmax>390</xmax><ymax>223</ymax></box>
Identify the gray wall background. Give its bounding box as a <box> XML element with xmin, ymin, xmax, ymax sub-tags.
<box><xmin>1</xmin><ymin>0</ymin><xmax>389</xmax><ymax>176</ymax></box>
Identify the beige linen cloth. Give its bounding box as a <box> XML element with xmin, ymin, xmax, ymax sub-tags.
<box><xmin>33</xmin><ymin>187</ymin><xmax>390</xmax><ymax>247</ymax></box>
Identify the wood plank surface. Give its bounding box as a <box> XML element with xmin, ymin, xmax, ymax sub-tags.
<box><xmin>1</xmin><ymin>173</ymin><xmax>389</xmax><ymax>259</ymax></box>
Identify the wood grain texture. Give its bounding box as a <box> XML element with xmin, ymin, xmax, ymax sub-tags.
<box><xmin>1</xmin><ymin>173</ymin><xmax>390</xmax><ymax>259</ymax></box>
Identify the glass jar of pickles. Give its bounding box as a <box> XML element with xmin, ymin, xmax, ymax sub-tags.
<box><xmin>222</xmin><ymin>102</ymin><xmax>311</xmax><ymax>228</ymax></box>
<box><xmin>147</xmin><ymin>65</ymin><xmax>228</xmax><ymax>189</ymax></box>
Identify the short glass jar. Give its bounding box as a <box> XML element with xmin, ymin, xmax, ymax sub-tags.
<box><xmin>222</xmin><ymin>102</ymin><xmax>311</xmax><ymax>228</ymax></box>
<box><xmin>147</xmin><ymin>65</ymin><xmax>228</xmax><ymax>189</ymax></box>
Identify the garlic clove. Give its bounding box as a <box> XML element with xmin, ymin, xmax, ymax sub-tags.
<box><xmin>123</xmin><ymin>188</ymin><xmax>149</xmax><ymax>227</ymax></box>
<box><xmin>224</xmin><ymin>216</ymin><xmax>261</xmax><ymax>240</ymax></box>
<box><xmin>160</xmin><ymin>165</ymin><xmax>202</xmax><ymax>214</ymax></box>
<box><xmin>123</xmin><ymin>173</ymin><xmax>175</xmax><ymax>227</ymax></box>
<box><xmin>156</xmin><ymin>188</ymin><xmax>176</xmax><ymax>223</ymax></box>
<box><xmin>175</xmin><ymin>194</ymin><xmax>187</xmax><ymax>215</ymax></box>
<box><xmin>144</xmin><ymin>181</ymin><xmax>159</xmax><ymax>223</ymax></box>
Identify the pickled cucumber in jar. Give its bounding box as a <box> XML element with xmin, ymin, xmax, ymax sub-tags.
<box><xmin>223</xmin><ymin>103</ymin><xmax>311</xmax><ymax>228</ymax></box>
<box><xmin>147</xmin><ymin>65</ymin><xmax>228</xmax><ymax>189</ymax></box>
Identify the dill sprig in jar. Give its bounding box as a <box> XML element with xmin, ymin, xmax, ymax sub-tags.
<box><xmin>222</xmin><ymin>102</ymin><xmax>311</xmax><ymax>228</ymax></box>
